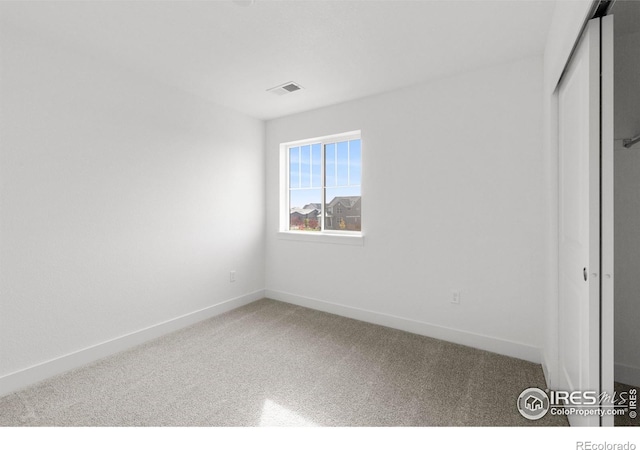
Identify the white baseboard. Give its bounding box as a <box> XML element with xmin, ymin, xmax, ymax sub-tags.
<box><xmin>0</xmin><ymin>290</ymin><xmax>264</xmax><ymax>398</ymax></box>
<box><xmin>541</xmin><ymin>351</ymin><xmax>552</xmax><ymax>387</ymax></box>
<box><xmin>265</xmin><ymin>289</ymin><xmax>541</xmax><ymax>364</ymax></box>
<box><xmin>540</xmin><ymin>349</ymin><xmax>560</xmax><ymax>390</ymax></box>
<box><xmin>615</xmin><ymin>362</ymin><xmax>640</xmax><ymax>388</ymax></box>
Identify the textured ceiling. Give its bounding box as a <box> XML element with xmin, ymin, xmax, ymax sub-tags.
<box><xmin>1</xmin><ymin>0</ymin><xmax>556</xmax><ymax>120</ymax></box>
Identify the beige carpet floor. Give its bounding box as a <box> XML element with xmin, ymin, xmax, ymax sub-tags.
<box><xmin>0</xmin><ymin>298</ymin><xmax>568</xmax><ymax>426</ymax></box>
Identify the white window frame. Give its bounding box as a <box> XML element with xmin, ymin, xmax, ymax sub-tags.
<box><xmin>278</xmin><ymin>130</ymin><xmax>363</xmax><ymax>246</ymax></box>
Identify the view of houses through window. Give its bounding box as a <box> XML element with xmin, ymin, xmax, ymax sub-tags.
<box><xmin>288</xmin><ymin>135</ymin><xmax>361</xmax><ymax>232</ymax></box>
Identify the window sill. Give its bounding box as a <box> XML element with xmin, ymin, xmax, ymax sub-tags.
<box><xmin>277</xmin><ymin>231</ymin><xmax>364</xmax><ymax>246</ymax></box>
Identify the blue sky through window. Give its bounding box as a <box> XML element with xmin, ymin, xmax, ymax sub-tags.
<box><xmin>289</xmin><ymin>139</ymin><xmax>361</xmax><ymax>209</ymax></box>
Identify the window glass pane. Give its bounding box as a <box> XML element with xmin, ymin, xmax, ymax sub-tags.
<box><xmin>325</xmin><ymin>143</ymin><xmax>336</xmax><ymax>187</ymax></box>
<box><xmin>349</xmin><ymin>139</ymin><xmax>361</xmax><ymax>186</ymax></box>
<box><xmin>337</xmin><ymin>141</ymin><xmax>349</xmax><ymax>186</ymax></box>
<box><xmin>325</xmin><ymin>186</ymin><xmax>361</xmax><ymax>232</ymax></box>
<box><xmin>300</xmin><ymin>145</ymin><xmax>311</xmax><ymax>188</ymax></box>
<box><xmin>289</xmin><ymin>189</ymin><xmax>322</xmax><ymax>231</ymax></box>
<box><xmin>287</xmin><ymin>133</ymin><xmax>360</xmax><ymax>234</ymax></box>
<box><xmin>289</xmin><ymin>147</ymin><xmax>299</xmax><ymax>188</ymax></box>
<box><xmin>311</xmin><ymin>143</ymin><xmax>321</xmax><ymax>188</ymax></box>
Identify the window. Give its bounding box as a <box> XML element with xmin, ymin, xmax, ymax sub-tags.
<box><xmin>283</xmin><ymin>131</ymin><xmax>361</xmax><ymax>235</ymax></box>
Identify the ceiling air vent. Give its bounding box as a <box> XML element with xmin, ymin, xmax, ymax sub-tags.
<box><xmin>267</xmin><ymin>81</ymin><xmax>304</xmax><ymax>96</ymax></box>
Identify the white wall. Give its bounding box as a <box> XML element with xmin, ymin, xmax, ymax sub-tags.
<box><xmin>265</xmin><ymin>57</ymin><xmax>545</xmax><ymax>363</ymax></box>
<box><xmin>0</xmin><ymin>20</ymin><xmax>265</xmax><ymax>393</ymax></box>
<box><xmin>614</xmin><ymin>28</ymin><xmax>640</xmax><ymax>387</ymax></box>
<box><xmin>541</xmin><ymin>0</ymin><xmax>594</xmax><ymax>388</ymax></box>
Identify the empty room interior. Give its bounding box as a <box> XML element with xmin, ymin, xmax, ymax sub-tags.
<box><xmin>1</xmin><ymin>0</ymin><xmax>639</xmax><ymax>431</ymax></box>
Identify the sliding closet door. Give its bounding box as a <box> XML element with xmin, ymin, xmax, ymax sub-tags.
<box><xmin>600</xmin><ymin>14</ymin><xmax>614</xmax><ymax>428</ymax></box>
<box><xmin>557</xmin><ymin>17</ymin><xmax>602</xmax><ymax>427</ymax></box>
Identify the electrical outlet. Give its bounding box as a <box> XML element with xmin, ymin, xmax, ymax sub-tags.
<box><xmin>230</xmin><ymin>271</ymin><xmax>236</xmax><ymax>283</ymax></box>
<box><xmin>451</xmin><ymin>290</ymin><xmax>460</xmax><ymax>305</ymax></box>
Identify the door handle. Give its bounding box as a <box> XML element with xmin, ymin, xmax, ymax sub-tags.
<box><xmin>583</xmin><ymin>267</ymin><xmax>588</xmax><ymax>281</ymax></box>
